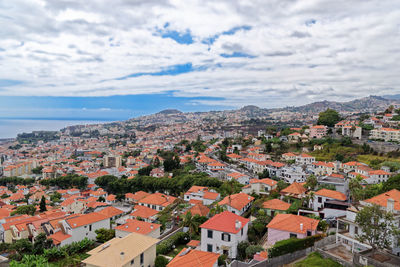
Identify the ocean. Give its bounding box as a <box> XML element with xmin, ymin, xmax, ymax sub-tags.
<box><xmin>0</xmin><ymin>119</ymin><xmax>109</xmax><ymax>139</ymax></box>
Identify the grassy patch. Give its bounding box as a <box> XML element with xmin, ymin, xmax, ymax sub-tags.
<box><xmin>295</xmin><ymin>252</ymin><xmax>342</xmax><ymax>267</ymax></box>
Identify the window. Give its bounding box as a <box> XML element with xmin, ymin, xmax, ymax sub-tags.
<box><xmin>318</xmin><ymin>197</ymin><xmax>322</xmax><ymax>203</ymax></box>
<box><xmin>140</xmin><ymin>253</ymin><xmax>144</xmax><ymax>265</ymax></box>
<box><xmin>89</xmin><ymin>225</ymin><xmax>92</xmax><ymax>231</ymax></box>
<box><xmin>221</xmin><ymin>233</ymin><xmax>231</xmax><ymax>242</ymax></box>
<box><xmin>130</xmin><ymin>259</ymin><xmax>134</xmax><ymax>265</ymax></box>
<box><xmin>207</xmin><ymin>230</ymin><xmax>213</xmax><ymax>238</ymax></box>
<box><xmin>241</xmin><ymin>228</ymin><xmax>243</xmax><ymax>236</ymax></box>
<box><xmin>290</xmin><ymin>233</ymin><xmax>297</xmax><ymax>238</ymax></box>
<box><xmin>307</xmin><ymin>230</ymin><xmax>311</xmax><ymax>236</ymax></box>
<box><xmin>355</xmin><ymin>226</ymin><xmax>359</xmax><ymax>235</ymax></box>
<box><xmin>207</xmin><ymin>244</ymin><xmax>213</xmax><ymax>252</ymax></box>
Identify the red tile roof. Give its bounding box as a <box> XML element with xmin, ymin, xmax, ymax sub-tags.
<box><xmin>200</xmin><ymin>211</ymin><xmax>249</xmax><ymax>234</ymax></box>
<box><xmin>267</xmin><ymin>214</ymin><xmax>319</xmax><ymax>234</ymax></box>
<box><xmin>262</xmin><ymin>199</ymin><xmax>291</xmax><ymax>211</ymax></box>
<box><xmin>167</xmin><ymin>248</ymin><xmax>219</xmax><ymax>267</ymax></box>
<box><xmin>218</xmin><ymin>193</ymin><xmax>254</xmax><ymax>211</ymax></box>
<box><xmin>314</xmin><ymin>189</ymin><xmax>347</xmax><ymax>201</ymax></box>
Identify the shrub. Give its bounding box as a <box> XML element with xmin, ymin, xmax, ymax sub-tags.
<box><xmin>268</xmin><ymin>234</ymin><xmax>324</xmax><ymax>258</ymax></box>
<box><xmin>218</xmin><ymin>254</ymin><xmax>228</xmax><ymax>266</ymax></box>
<box><xmin>156</xmin><ymin>232</ymin><xmax>190</xmax><ymax>255</ymax></box>
<box><xmin>155</xmin><ymin>255</ymin><xmax>169</xmax><ymax>267</ymax></box>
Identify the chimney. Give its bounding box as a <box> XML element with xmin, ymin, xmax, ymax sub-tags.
<box><xmin>387</xmin><ymin>198</ymin><xmax>395</xmax><ymax>213</ymax></box>
<box><xmin>150</xmin><ymin>225</ymin><xmax>154</xmax><ymax>229</ymax></box>
<box><xmin>300</xmin><ymin>223</ymin><xmax>303</xmax><ymax>231</ymax></box>
<box><xmin>136</xmin><ymin>227</ymin><xmax>140</xmax><ymax>231</ymax></box>
<box><xmin>120</xmin><ymin>252</ymin><xmax>125</xmax><ymax>261</ymax></box>
<box><xmin>235</xmin><ymin>220</ymin><xmax>242</xmax><ymax>230</ymax></box>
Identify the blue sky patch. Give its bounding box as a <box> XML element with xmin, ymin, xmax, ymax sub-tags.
<box><xmin>220</xmin><ymin>52</ymin><xmax>256</xmax><ymax>58</ymax></box>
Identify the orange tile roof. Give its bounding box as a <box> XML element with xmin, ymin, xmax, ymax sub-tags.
<box><xmin>267</xmin><ymin>214</ymin><xmax>319</xmax><ymax>234</ymax></box>
<box><xmin>167</xmin><ymin>248</ymin><xmax>220</xmax><ymax>267</ymax></box>
<box><xmin>249</xmin><ymin>178</ymin><xmax>277</xmax><ymax>187</ymax></box>
<box><xmin>364</xmin><ymin>189</ymin><xmax>400</xmax><ymax>210</ymax></box>
<box><xmin>186</xmin><ymin>239</ymin><xmax>200</xmax><ymax>247</ymax></box>
<box><xmin>115</xmin><ymin>219</ymin><xmax>161</xmax><ymax>235</ymax></box>
<box><xmin>139</xmin><ymin>193</ymin><xmax>176</xmax><ymax>207</ymax></box>
<box><xmin>200</xmin><ymin>211</ymin><xmax>249</xmax><ymax>234</ymax></box>
<box><xmin>49</xmin><ymin>231</ymin><xmax>72</xmax><ymax>245</ymax></box>
<box><xmin>263</xmin><ymin>199</ymin><xmax>291</xmax><ymax>211</ymax></box>
<box><xmin>369</xmin><ymin>170</ymin><xmax>390</xmax><ymax>175</ymax></box>
<box><xmin>185</xmin><ymin>203</ymin><xmax>210</xmax><ymax>217</ymax></box>
<box><xmin>280</xmin><ymin>182</ymin><xmax>307</xmax><ymax>196</ymax></box>
<box><xmin>97</xmin><ymin>206</ymin><xmax>124</xmax><ymax>218</ymax></box>
<box><xmin>203</xmin><ymin>191</ymin><xmax>219</xmax><ymax>200</ymax></box>
<box><xmin>218</xmin><ymin>193</ymin><xmax>254</xmax><ymax>211</ymax></box>
<box><xmin>314</xmin><ymin>189</ymin><xmax>347</xmax><ymax>201</ymax></box>
<box><xmin>66</xmin><ymin>212</ymin><xmax>108</xmax><ymax>228</ymax></box>
<box><xmin>130</xmin><ymin>205</ymin><xmax>159</xmax><ymax>219</ymax></box>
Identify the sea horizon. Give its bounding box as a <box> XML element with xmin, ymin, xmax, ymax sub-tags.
<box><xmin>0</xmin><ymin>118</ymin><xmax>114</xmax><ymax>139</ymax></box>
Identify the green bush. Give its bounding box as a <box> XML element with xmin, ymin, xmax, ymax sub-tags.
<box><xmin>155</xmin><ymin>255</ymin><xmax>169</xmax><ymax>267</ymax></box>
<box><xmin>268</xmin><ymin>234</ymin><xmax>324</xmax><ymax>258</ymax></box>
<box><xmin>156</xmin><ymin>232</ymin><xmax>190</xmax><ymax>255</ymax></box>
<box><xmin>218</xmin><ymin>254</ymin><xmax>228</xmax><ymax>266</ymax></box>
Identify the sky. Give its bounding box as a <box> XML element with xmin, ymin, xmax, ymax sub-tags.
<box><xmin>0</xmin><ymin>0</ymin><xmax>400</xmax><ymax>120</ymax></box>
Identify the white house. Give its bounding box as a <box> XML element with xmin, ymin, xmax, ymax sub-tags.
<box><xmin>218</xmin><ymin>193</ymin><xmax>254</xmax><ymax>215</ymax></box>
<box><xmin>200</xmin><ymin>211</ymin><xmax>249</xmax><ymax>258</ymax></box>
<box><xmin>61</xmin><ymin>212</ymin><xmax>110</xmax><ymax>243</ymax></box>
<box><xmin>183</xmin><ymin>186</ymin><xmax>220</xmax><ymax>205</ymax></box>
<box><xmin>242</xmin><ymin>178</ymin><xmax>277</xmax><ymax>195</ymax></box>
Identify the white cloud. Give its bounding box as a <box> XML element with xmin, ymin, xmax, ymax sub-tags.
<box><xmin>0</xmin><ymin>0</ymin><xmax>399</xmax><ymax>108</ymax></box>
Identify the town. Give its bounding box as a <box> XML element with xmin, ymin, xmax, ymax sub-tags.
<box><xmin>0</xmin><ymin>102</ymin><xmax>400</xmax><ymax>267</ymax></box>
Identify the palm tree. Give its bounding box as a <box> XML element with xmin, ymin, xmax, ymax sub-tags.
<box><xmin>181</xmin><ymin>212</ymin><xmax>200</xmax><ymax>235</ymax></box>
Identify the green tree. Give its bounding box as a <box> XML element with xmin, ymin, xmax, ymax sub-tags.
<box><xmin>180</xmin><ymin>212</ymin><xmax>200</xmax><ymax>235</ymax></box>
<box><xmin>349</xmin><ymin>176</ymin><xmax>364</xmax><ymax>203</ymax></box>
<box><xmin>33</xmin><ymin>233</ymin><xmax>53</xmax><ymax>255</ymax></box>
<box><xmin>317</xmin><ymin>109</ymin><xmax>340</xmax><ymax>127</ymax></box>
<box><xmin>304</xmin><ymin>175</ymin><xmax>317</xmax><ymax>190</ymax></box>
<box><xmin>155</xmin><ymin>255</ymin><xmax>169</xmax><ymax>267</ymax></box>
<box><xmin>237</xmin><ymin>241</ymin><xmax>250</xmax><ymax>260</ymax></box>
<box><xmin>50</xmin><ymin>192</ymin><xmax>61</xmax><ymax>203</ymax></box>
<box><xmin>245</xmin><ymin>245</ymin><xmax>264</xmax><ymax>258</ymax></box>
<box><xmin>355</xmin><ymin>204</ymin><xmax>400</xmax><ymax>250</ymax></box>
<box><xmin>39</xmin><ymin>196</ymin><xmax>47</xmax><ymax>212</ymax></box>
<box><xmin>11</xmin><ymin>205</ymin><xmax>36</xmax><ymax>216</ymax></box>
<box><xmin>95</xmin><ymin>228</ymin><xmax>115</xmax><ymax>243</ymax></box>
<box><xmin>138</xmin><ymin>166</ymin><xmax>153</xmax><ymax>176</ymax></box>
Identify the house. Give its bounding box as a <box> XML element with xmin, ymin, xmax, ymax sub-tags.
<box><xmin>370</xmin><ymin>127</ymin><xmax>400</xmax><ymax>142</ymax></box>
<box><xmin>226</xmin><ymin>172</ymin><xmax>250</xmax><ymax>185</ymax></box>
<box><xmin>115</xmin><ymin>219</ymin><xmax>161</xmax><ymax>239</ymax></box>
<box><xmin>311</xmin><ymin>189</ymin><xmax>348</xmax><ymax>218</ymax></box>
<box><xmin>282</xmin><ymin>152</ymin><xmax>297</xmax><ymax>161</ymax></box>
<box><xmin>242</xmin><ymin>178</ymin><xmax>277</xmax><ymax>195</ymax></box>
<box><xmin>129</xmin><ymin>205</ymin><xmax>159</xmax><ymax>222</ymax></box>
<box><xmin>262</xmin><ymin>199</ymin><xmax>291</xmax><ymax>217</ymax></box>
<box><xmin>342</xmin><ymin>126</ymin><xmax>362</xmax><ymax>139</ymax></box>
<box><xmin>267</xmin><ymin>214</ymin><xmax>319</xmax><ymax>246</ymax></box>
<box><xmin>167</xmin><ymin>248</ymin><xmax>220</xmax><ymax>267</ymax></box>
<box><xmin>97</xmin><ymin>206</ymin><xmax>124</xmax><ymax>221</ymax></box>
<box><xmin>200</xmin><ymin>211</ymin><xmax>249</xmax><ymax>258</ymax></box>
<box><xmin>137</xmin><ymin>193</ymin><xmax>177</xmax><ymax>211</ymax></box>
<box><xmin>336</xmin><ymin>189</ymin><xmax>400</xmax><ymax>255</ymax></box>
<box><xmin>61</xmin><ymin>212</ymin><xmax>110</xmax><ymax>243</ymax></box>
<box><xmin>49</xmin><ymin>231</ymin><xmax>73</xmax><ymax>247</ymax></box>
<box><xmin>82</xmin><ymin>232</ymin><xmax>158</xmax><ymax>267</ymax></box>
<box><xmin>218</xmin><ymin>193</ymin><xmax>254</xmax><ymax>215</ymax></box>
<box><xmin>312</xmin><ymin>161</ymin><xmax>336</xmax><ymax>176</ymax></box>
<box><xmin>341</xmin><ymin>161</ymin><xmax>366</xmax><ymax>173</ymax></box>
<box><xmin>280</xmin><ymin>182</ymin><xmax>307</xmax><ymax>199</ymax></box>
<box><xmin>309</xmin><ymin>125</ymin><xmax>328</xmax><ymax>139</ymax></box>
<box><xmin>184</xmin><ymin>186</ymin><xmax>220</xmax><ymax>205</ymax></box>
<box><xmin>295</xmin><ymin>153</ymin><xmax>315</xmax><ymax>165</ymax></box>
<box><xmin>125</xmin><ymin>191</ymin><xmax>150</xmax><ymax>203</ymax></box>
<box><xmin>61</xmin><ymin>197</ymin><xmax>87</xmax><ymax>214</ymax></box>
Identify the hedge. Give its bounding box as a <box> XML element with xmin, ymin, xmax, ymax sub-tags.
<box><xmin>156</xmin><ymin>232</ymin><xmax>190</xmax><ymax>255</ymax></box>
<box><xmin>268</xmin><ymin>234</ymin><xmax>324</xmax><ymax>258</ymax></box>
